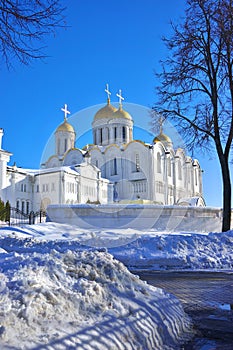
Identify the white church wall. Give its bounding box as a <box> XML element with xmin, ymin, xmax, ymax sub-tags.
<box><xmin>152</xmin><ymin>144</ymin><xmax>166</xmax><ymax>204</ymax></box>
<box><xmin>98</xmin><ymin>178</ymin><xmax>112</xmax><ymax>204</ymax></box>
<box><xmin>33</xmin><ymin>171</ymin><xmax>64</xmax><ymax>211</ymax></box>
<box><xmin>80</xmin><ymin>175</ymin><xmax>98</xmax><ymax>203</ymax></box>
<box><xmin>104</xmin><ymin>145</ymin><xmax>122</xmax><ymax>180</ymax></box>
<box><xmin>6</xmin><ymin>171</ymin><xmax>34</xmax><ymax>213</ymax></box>
<box><xmin>90</xmin><ymin>148</ymin><xmax>105</xmax><ymax>176</ymax></box>
<box><xmin>0</xmin><ymin>152</ymin><xmax>11</xmax><ymax>192</ymax></box>
<box><xmin>63</xmin><ymin>149</ymin><xmax>84</xmax><ymax>166</ymax></box>
<box><xmin>123</xmin><ymin>141</ymin><xmax>151</xmax><ymax>201</ymax></box>
<box><xmin>63</xmin><ymin>172</ymin><xmax>79</xmax><ymax>204</ymax></box>
<box><xmin>45</xmin><ymin>156</ymin><xmax>60</xmax><ymax>168</ymax></box>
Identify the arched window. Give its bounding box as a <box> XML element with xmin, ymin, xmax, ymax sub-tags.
<box><xmin>195</xmin><ymin>167</ymin><xmax>198</xmax><ymax>186</ymax></box>
<box><xmin>111</xmin><ymin>158</ymin><xmax>117</xmax><ymax>175</ymax></box>
<box><xmin>26</xmin><ymin>201</ymin><xmax>30</xmax><ymax>214</ymax></box>
<box><xmin>135</xmin><ymin>153</ymin><xmax>140</xmax><ymax>172</ymax></box>
<box><xmin>106</xmin><ymin>128</ymin><xmax>110</xmax><ymax>143</ymax></box>
<box><xmin>64</xmin><ymin>138</ymin><xmax>68</xmax><ymax>152</ymax></box>
<box><xmin>93</xmin><ymin>130</ymin><xmax>97</xmax><ymax>144</ymax></box>
<box><xmin>122</xmin><ymin>126</ymin><xmax>126</xmax><ymax>143</ymax></box>
<box><xmin>157</xmin><ymin>153</ymin><xmax>161</xmax><ymax>173</ymax></box>
<box><xmin>100</xmin><ymin>128</ymin><xmax>103</xmax><ymax>144</ymax></box>
<box><xmin>57</xmin><ymin>138</ymin><xmax>60</xmax><ymax>155</ymax></box>
<box><xmin>114</xmin><ymin>127</ymin><xmax>117</xmax><ymax>142</ymax></box>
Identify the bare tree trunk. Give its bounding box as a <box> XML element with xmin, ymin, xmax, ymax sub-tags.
<box><xmin>219</xmin><ymin>155</ymin><xmax>232</xmax><ymax>231</ymax></box>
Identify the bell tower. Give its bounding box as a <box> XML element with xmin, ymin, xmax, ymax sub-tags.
<box><xmin>55</xmin><ymin>104</ymin><xmax>76</xmax><ymax>157</ymax></box>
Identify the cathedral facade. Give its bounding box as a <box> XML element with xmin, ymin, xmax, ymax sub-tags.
<box><xmin>0</xmin><ymin>88</ymin><xmax>205</xmax><ymax>213</ymax></box>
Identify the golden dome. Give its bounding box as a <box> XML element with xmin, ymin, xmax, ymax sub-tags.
<box><xmin>153</xmin><ymin>132</ymin><xmax>172</xmax><ymax>144</ymax></box>
<box><xmin>113</xmin><ymin>105</ymin><xmax>132</xmax><ymax>120</ymax></box>
<box><xmin>94</xmin><ymin>99</ymin><xmax>117</xmax><ymax>121</ymax></box>
<box><xmin>56</xmin><ymin>120</ymin><xmax>75</xmax><ymax>133</ymax></box>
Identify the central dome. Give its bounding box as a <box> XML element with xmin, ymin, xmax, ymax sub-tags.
<box><xmin>113</xmin><ymin>105</ymin><xmax>132</xmax><ymax>120</ymax></box>
<box><xmin>94</xmin><ymin>99</ymin><xmax>117</xmax><ymax>121</ymax></box>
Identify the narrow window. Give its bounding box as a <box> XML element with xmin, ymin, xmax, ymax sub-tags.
<box><xmin>94</xmin><ymin>130</ymin><xmax>97</xmax><ymax>144</ymax></box>
<box><xmin>58</xmin><ymin>138</ymin><xmax>60</xmax><ymax>155</ymax></box>
<box><xmin>100</xmin><ymin>129</ymin><xmax>103</xmax><ymax>144</ymax></box>
<box><xmin>64</xmin><ymin>138</ymin><xmax>68</xmax><ymax>153</ymax></box>
<box><xmin>24</xmin><ymin>184</ymin><xmax>26</xmax><ymax>192</ymax></box>
<box><xmin>106</xmin><ymin>128</ymin><xmax>109</xmax><ymax>143</ymax></box>
<box><xmin>157</xmin><ymin>153</ymin><xmax>161</xmax><ymax>173</ymax></box>
<box><xmin>122</xmin><ymin>126</ymin><xmax>126</xmax><ymax>143</ymax></box>
<box><xmin>16</xmin><ymin>200</ymin><xmax>20</xmax><ymax>210</ymax></box>
<box><xmin>195</xmin><ymin>168</ymin><xmax>198</xmax><ymax>186</ymax></box>
<box><xmin>111</xmin><ymin>158</ymin><xmax>117</xmax><ymax>175</ymax></box>
<box><xmin>178</xmin><ymin>160</ymin><xmax>182</xmax><ymax>180</ymax></box>
<box><xmin>135</xmin><ymin>153</ymin><xmax>140</xmax><ymax>172</ymax></box>
<box><xmin>114</xmin><ymin>127</ymin><xmax>117</xmax><ymax>142</ymax></box>
<box><xmin>21</xmin><ymin>201</ymin><xmax>25</xmax><ymax>213</ymax></box>
<box><xmin>26</xmin><ymin>202</ymin><xmax>30</xmax><ymax>215</ymax></box>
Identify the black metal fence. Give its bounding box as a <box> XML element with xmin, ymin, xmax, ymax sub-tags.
<box><xmin>0</xmin><ymin>207</ymin><xmax>46</xmax><ymax>227</ymax></box>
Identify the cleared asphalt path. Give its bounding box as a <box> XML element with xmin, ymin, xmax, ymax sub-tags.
<box><xmin>136</xmin><ymin>271</ymin><xmax>233</xmax><ymax>349</ymax></box>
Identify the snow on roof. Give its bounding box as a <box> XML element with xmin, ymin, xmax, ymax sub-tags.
<box><xmin>8</xmin><ymin>165</ymin><xmax>81</xmax><ymax>177</ymax></box>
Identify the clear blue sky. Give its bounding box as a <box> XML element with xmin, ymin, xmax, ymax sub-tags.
<box><xmin>1</xmin><ymin>0</ymin><xmax>230</xmax><ymax>207</ymax></box>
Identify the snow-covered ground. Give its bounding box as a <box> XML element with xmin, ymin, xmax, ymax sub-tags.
<box><xmin>1</xmin><ymin>221</ymin><xmax>233</xmax><ymax>349</ymax></box>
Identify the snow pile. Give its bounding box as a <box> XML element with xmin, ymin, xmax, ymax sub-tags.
<box><xmin>0</xmin><ymin>244</ymin><xmax>190</xmax><ymax>349</ymax></box>
<box><xmin>111</xmin><ymin>230</ymin><xmax>233</xmax><ymax>270</ymax></box>
<box><xmin>1</xmin><ymin>221</ymin><xmax>233</xmax><ymax>348</ymax></box>
<box><xmin>1</xmin><ymin>223</ymin><xmax>233</xmax><ymax>271</ymax></box>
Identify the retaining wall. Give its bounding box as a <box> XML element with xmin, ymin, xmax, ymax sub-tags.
<box><xmin>46</xmin><ymin>204</ymin><xmax>233</xmax><ymax>232</ymax></box>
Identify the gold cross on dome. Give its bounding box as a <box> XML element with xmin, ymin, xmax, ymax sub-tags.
<box><xmin>116</xmin><ymin>89</ymin><xmax>124</xmax><ymax>106</ymax></box>
<box><xmin>61</xmin><ymin>104</ymin><xmax>70</xmax><ymax>121</ymax></box>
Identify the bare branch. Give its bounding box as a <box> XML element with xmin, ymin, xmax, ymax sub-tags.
<box><xmin>0</xmin><ymin>0</ymin><xmax>66</xmax><ymax>68</ymax></box>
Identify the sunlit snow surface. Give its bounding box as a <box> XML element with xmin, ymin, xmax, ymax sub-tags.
<box><xmin>1</xmin><ymin>222</ymin><xmax>233</xmax><ymax>349</ymax></box>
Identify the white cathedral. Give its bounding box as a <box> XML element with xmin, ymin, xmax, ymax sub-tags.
<box><xmin>0</xmin><ymin>86</ymin><xmax>205</xmax><ymax>214</ymax></box>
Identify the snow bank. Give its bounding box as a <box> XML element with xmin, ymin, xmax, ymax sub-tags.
<box><xmin>0</xmin><ymin>233</ymin><xmax>191</xmax><ymax>349</ymax></box>
<box><xmin>1</xmin><ymin>223</ymin><xmax>233</xmax><ymax>271</ymax></box>
<box><xmin>111</xmin><ymin>230</ymin><xmax>233</xmax><ymax>270</ymax></box>
<box><xmin>2</xmin><ymin>221</ymin><xmax>233</xmax><ymax>348</ymax></box>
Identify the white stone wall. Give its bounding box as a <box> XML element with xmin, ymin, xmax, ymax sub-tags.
<box><xmin>47</xmin><ymin>204</ymin><xmax>229</xmax><ymax>232</ymax></box>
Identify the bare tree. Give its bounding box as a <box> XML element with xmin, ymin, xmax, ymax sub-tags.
<box><xmin>153</xmin><ymin>0</ymin><xmax>233</xmax><ymax>232</ymax></box>
<box><xmin>0</xmin><ymin>0</ymin><xmax>65</xmax><ymax>67</ymax></box>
